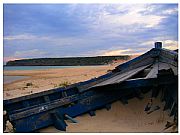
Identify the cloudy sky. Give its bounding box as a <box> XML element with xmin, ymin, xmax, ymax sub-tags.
<box><xmin>3</xmin><ymin>4</ymin><xmax>178</xmax><ymax>63</ymax></box>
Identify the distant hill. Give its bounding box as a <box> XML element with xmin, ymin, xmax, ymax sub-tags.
<box><xmin>6</xmin><ymin>56</ymin><xmax>130</xmax><ymax>66</ymax></box>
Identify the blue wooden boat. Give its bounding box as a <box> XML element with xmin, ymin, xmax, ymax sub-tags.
<box><xmin>3</xmin><ymin>42</ymin><xmax>178</xmax><ymax>132</ymax></box>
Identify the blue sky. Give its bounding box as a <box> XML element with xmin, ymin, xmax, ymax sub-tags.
<box><xmin>3</xmin><ymin>4</ymin><xmax>178</xmax><ymax>63</ymax></box>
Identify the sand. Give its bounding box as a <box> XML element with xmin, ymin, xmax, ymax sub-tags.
<box><xmin>3</xmin><ymin>60</ymin><xmax>176</xmax><ymax>133</ymax></box>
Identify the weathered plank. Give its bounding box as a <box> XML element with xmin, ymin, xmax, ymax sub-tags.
<box><xmin>169</xmin><ymin>65</ymin><xmax>178</xmax><ymax>75</ymax></box>
<box><xmin>93</xmin><ymin>65</ymin><xmax>150</xmax><ymax>87</ymax></box>
<box><xmin>146</xmin><ymin>62</ymin><xmax>172</xmax><ymax>79</ymax></box>
<box><xmin>145</xmin><ymin>63</ymin><xmax>159</xmax><ymax>79</ymax></box>
<box><xmin>9</xmin><ymin>94</ymin><xmax>79</xmax><ymax>121</ymax></box>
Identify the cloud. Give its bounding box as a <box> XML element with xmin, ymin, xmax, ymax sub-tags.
<box><xmin>3</xmin><ymin>4</ymin><xmax>178</xmax><ymax>61</ymax></box>
<box><xmin>102</xmin><ymin>49</ymin><xmax>132</xmax><ymax>56</ymax></box>
<box><xmin>14</xmin><ymin>49</ymin><xmax>47</xmax><ymax>58</ymax></box>
<box><xmin>139</xmin><ymin>4</ymin><xmax>178</xmax><ymax>16</ymax></box>
<box><xmin>162</xmin><ymin>8</ymin><xmax>178</xmax><ymax>15</ymax></box>
<box><xmin>98</xmin><ymin>46</ymin><xmax>149</xmax><ymax>56</ymax></box>
<box><xmin>163</xmin><ymin>40</ymin><xmax>178</xmax><ymax>50</ymax></box>
<box><xmin>77</xmin><ymin>4</ymin><xmax>167</xmax><ymax>34</ymax></box>
<box><xmin>139</xmin><ymin>39</ymin><xmax>178</xmax><ymax>50</ymax></box>
<box><xmin>3</xmin><ymin>57</ymin><xmax>21</xmax><ymax>62</ymax></box>
<box><xmin>95</xmin><ymin>5</ymin><xmax>165</xmax><ymax>28</ymax></box>
<box><xmin>4</xmin><ymin>34</ymin><xmax>50</xmax><ymax>41</ymax></box>
<box><xmin>3</xmin><ymin>33</ymin><xmax>94</xmax><ymax>45</ymax></box>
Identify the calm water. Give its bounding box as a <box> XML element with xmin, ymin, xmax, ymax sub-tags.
<box><xmin>3</xmin><ymin>65</ymin><xmax>104</xmax><ymax>84</ymax></box>
<box><xmin>4</xmin><ymin>76</ymin><xmax>29</xmax><ymax>84</ymax></box>
<box><xmin>3</xmin><ymin>65</ymin><xmax>100</xmax><ymax>71</ymax></box>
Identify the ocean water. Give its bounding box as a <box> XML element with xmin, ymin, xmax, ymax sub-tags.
<box><xmin>3</xmin><ymin>65</ymin><xmax>104</xmax><ymax>84</ymax></box>
<box><xmin>3</xmin><ymin>66</ymin><xmax>99</xmax><ymax>71</ymax></box>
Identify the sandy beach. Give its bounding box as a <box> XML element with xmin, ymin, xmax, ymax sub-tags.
<box><xmin>3</xmin><ymin>61</ymin><xmax>176</xmax><ymax>133</ymax></box>
<box><xmin>3</xmin><ymin>65</ymin><xmax>117</xmax><ymax>100</ymax></box>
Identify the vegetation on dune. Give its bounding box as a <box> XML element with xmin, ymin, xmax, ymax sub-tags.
<box><xmin>26</xmin><ymin>82</ymin><xmax>33</xmax><ymax>86</ymax></box>
<box><xmin>54</xmin><ymin>81</ymin><xmax>71</xmax><ymax>88</ymax></box>
<box><xmin>6</xmin><ymin>56</ymin><xmax>130</xmax><ymax>66</ymax></box>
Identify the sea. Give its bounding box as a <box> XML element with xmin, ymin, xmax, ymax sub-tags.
<box><xmin>3</xmin><ymin>65</ymin><xmax>104</xmax><ymax>84</ymax></box>
<box><xmin>3</xmin><ymin>65</ymin><xmax>92</xmax><ymax>71</ymax></box>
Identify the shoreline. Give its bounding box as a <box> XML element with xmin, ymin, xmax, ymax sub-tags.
<box><xmin>3</xmin><ymin>65</ymin><xmax>116</xmax><ymax>100</ymax></box>
<box><xmin>3</xmin><ymin>65</ymin><xmax>109</xmax><ymax>71</ymax></box>
<box><xmin>4</xmin><ymin>75</ymin><xmax>30</xmax><ymax>84</ymax></box>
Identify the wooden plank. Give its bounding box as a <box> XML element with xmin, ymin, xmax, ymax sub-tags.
<box><xmin>159</xmin><ymin>62</ymin><xmax>171</xmax><ymax>70</ymax></box>
<box><xmin>169</xmin><ymin>101</ymin><xmax>175</xmax><ymax>116</ymax></box>
<box><xmin>145</xmin><ymin>63</ymin><xmax>158</xmax><ymax>79</ymax></box>
<box><xmin>93</xmin><ymin>65</ymin><xmax>150</xmax><ymax>87</ymax></box>
<box><xmin>169</xmin><ymin>65</ymin><xmax>178</xmax><ymax>75</ymax></box>
<box><xmin>9</xmin><ymin>94</ymin><xmax>79</xmax><ymax>121</ymax></box>
<box><xmin>146</xmin><ymin>62</ymin><xmax>172</xmax><ymax>79</ymax></box>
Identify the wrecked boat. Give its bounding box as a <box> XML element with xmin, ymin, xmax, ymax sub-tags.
<box><xmin>3</xmin><ymin>42</ymin><xmax>178</xmax><ymax>132</ymax></box>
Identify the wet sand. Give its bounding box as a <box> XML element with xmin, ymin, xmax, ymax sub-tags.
<box><xmin>4</xmin><ymin>75</ymin><xmax>30</xmax><ymax>84</ymax></box>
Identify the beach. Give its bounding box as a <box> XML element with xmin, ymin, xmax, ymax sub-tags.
<box><xmin>3</xmin><ymin>65</ymin><xmax>117</xmax><ymax>100</ymax></box>
<box><xmin>3</xmin><ymin>62</ymin><xmax>175</xmax><ymax>133</ymax></box>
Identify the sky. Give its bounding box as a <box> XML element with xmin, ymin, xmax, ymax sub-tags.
<box><xmin>3</xmin><ymin>4</ymin><xmax>178</xmax><ymax>63</ymax></box>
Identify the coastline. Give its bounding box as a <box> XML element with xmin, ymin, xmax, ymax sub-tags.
<box><xmin>3</xmin><ymin>65</ymin><xmax>116</xmax><ymax>100</ymax></box>
<box><xmin>3</xmin><ymin>65</ymin><xmax>108</xmax><ymax>71</ymax></box>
